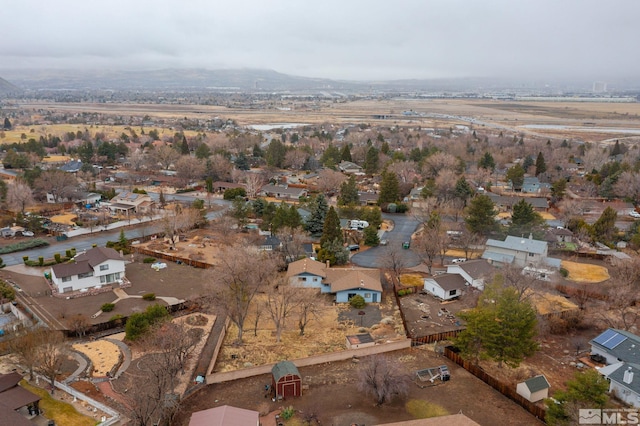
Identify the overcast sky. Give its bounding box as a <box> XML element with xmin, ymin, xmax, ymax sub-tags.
<box><xmin>1</xmin><ymin>0</ymin><xmax>638</xmax><ymax>81</ymax></box>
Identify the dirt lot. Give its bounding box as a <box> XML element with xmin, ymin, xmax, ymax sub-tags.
<box><xmin>175</xmin><ymin>345</ymin><xmax>541</xmax><ymax>426</ymax></box>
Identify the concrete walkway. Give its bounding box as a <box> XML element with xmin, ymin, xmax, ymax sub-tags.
<box><xmin>104</xmin><ymin>338</ymin><xmax>132</xmax><ymax>380</ymax></box>
<box><xmin>64</xmin><ymin>350</ymin><xmax>89</xmax><ymax>384</ymax></box>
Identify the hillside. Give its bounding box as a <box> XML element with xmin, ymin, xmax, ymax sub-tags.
<box><xmin>0</xmin><ymin>76</ymin><xmax>20</xmax><ymax>95</ymax></box>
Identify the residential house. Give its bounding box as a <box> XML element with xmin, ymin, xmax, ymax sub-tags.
<box><xmin>211</xmin><ymin>181</ymin><xmax>245</xmax><ymax>193</ymax></box>
<box><xmin>376</xmin><ymin>414</ymin><xmax>480</xmax><ymax>426</ymax></box>
<box><xmin>516</xmin><ymin>375</ymin><xmax>550</xmax><ymax>403</ymax></box>
<box><xmin>50</xmin><ymin>247</ymin><xmax>126</xmax><ymax>293</ymax></box>
<box><xmin>189</xmin><ymin>405</ymin><xmax>259</xmax><ymax>426</ymax></box>
<box><xmin>423</xmin><ymin>274</ymin><xmax>466</xmax><ymax>300</ymax></box>
<box><xmin>358</xmin><ymin>191</ymin><xmax>379</xmax><ymax>206</ymax></box>
<box><xmin>592</xmin><ymin>329</ymin><xmax>640</xmax><ymax>407</ymax></box>
<box><xmin>544</xmin><ymin>227</ymin><xmax>574</xmax><ymax>247</ymax></box>
<box><xmin>59</xmin><ymin>159</ymin><xmax>83</xmax><ymax>173</ymax></box>
<box><xmin>258</xmin><ymin>235</ymin><xmax>282</xmax><ymax>252</ymax></box>
<box><xmin>445</xmin><ymin>259</ymin><xmax>494</xmax><ymax>290</ymax></box>
<box><xmin>77</xmin><ymin>192</ymin><xmax>102</xmax><ymax>207</ymax></box>
<box><xmin>521</xmin><ymin>176</ymin><xmax>551</xmax><ymax>194</ymax></box>
<box><xmin>0</xmin><ymin>372</ymin><xmax>41</xmax><ymax>425</ymax></box>
<box><xmin>260</xmin><ymin>184</ymin><xmax>307</xmax><ymax>200</ymax></box>
<box><xmin>108</xmin><ymin>191</ymin><xmax>154</xmax><ymax>215</ymax></box>
<box><xmin>0</xmin><ymin>168</ymin><xmax>18</xmax><ymax>180</ymax></box>
<box><xmin>482</xmin><ymin>235</ymin><xmax>561</xmax><ymax>269</ymax></box>
<box><xmin>338</xmin><ymin>161</ymin><xmax>363</xmax><ymax>174</ymax></box>
<box><xmin>487</xmin><ymin>193</ymin><xmax>549</xmax><ymax>212</ymax></box>
<box><xmin>287</xmin><ymin>258</ymin><xmax>382</xmax><ymax>303</ymax></box>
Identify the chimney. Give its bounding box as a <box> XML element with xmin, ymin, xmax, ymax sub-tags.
<box><xmin>360</xmin><ymin>280</ymin><xmax>364</xmax><ymax>287</ymax></box>
<box><xmin>624</xmin><ymin>367</ymin><xmax>634</xmax><ymax>384</ymax></box>
<box><xmin>529</xmin><ymin>233</ymin><xmax>533</xmax><ymax>240</ymax></box>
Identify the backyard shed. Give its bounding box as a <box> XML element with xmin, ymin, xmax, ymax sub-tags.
<box><xmin>271</xmin><ymin>361</ymin><xmax>302</xmax><ymax>399</ymax></box>
<box><xmin>516</xmin><ymin>375</ymin><xmax>550</xmax><ymax>402</ymax></box>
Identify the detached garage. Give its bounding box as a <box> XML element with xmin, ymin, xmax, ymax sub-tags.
<box><xmin>271</xmin><ymin>361</ymin><xmax>302</xmax><ymax>400</ymax></box>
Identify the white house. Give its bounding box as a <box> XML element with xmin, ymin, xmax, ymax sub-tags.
<box><xmin>50</xmin><ymin>247</ymin><xmax>126</xmax><ymax>293</ymax></box>
<box><xmin>516</xmin><ymin>375</ymin><xmax>550</xmax><ymax>402</ymax></box>
<box><xmin>189</xmin><ymin>405</ymin><xmax>259</xmax><ymax>426</ymax></box>
<box><xmin>482</xmin><ymin>235</ymin><xmax>561</xmax><ymax>269</ymax></box>
<box><xmin>423</xmin><ymin>274</ymin><xmax>466</xmax><ymax>300</ymax></box>
<box><xmin>591</xmin><ymin>328</ymin><xmax>640</xmax><ymax>407</ymax></box>
<box><xmin>287</xmin><ymin>258</ymin><xmax>382</xmax><ymax>303</ymax></box>
<box><xmin>445</xmin><ymin>259</ymin><xmax>494</xmax><ymax>290</ymax></box>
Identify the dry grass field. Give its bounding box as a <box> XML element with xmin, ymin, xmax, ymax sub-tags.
<box><xmin>561</xmin><ymin>259</ymin><xmax>610</xmax><ymax>283</ymax></box>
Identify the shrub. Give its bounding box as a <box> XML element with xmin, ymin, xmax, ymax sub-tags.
<box><xmin>23</xmin><ymin>256</ymin><xmax>29</xmax><ymax>263</ymax></box>
<box><xmin>405</xmin><ymin>399</ymin><xmax>449</xmax><ymax>418</ymax></box>
<box><xmin>38</xmin><ymin>256</ymin><xmax>44</xmax><ymax>266</ymax></box>
<box><xmin>142</xmin><ymin>293</ymin><xmax>156</xmax><ymax>301</ymax></box>
<box><xmin>66</xmin><ymin>249</ymin><xmax>72</xmax><ymax>258</ymax></box>
<box><xmin>101</xmin><ymin>303</ymin><xmax>115</xmax><ymax>312</ymax></box>
<box><xmin>223</xmin><ymin>187</ymin><xmax>247</xmax><ymax>200</ymax></box>
<box><xmin>395</xmin><ymin>203</ymin><xmax>409</xmax><ymax>213</ymax></box>
<box><xmin>54</xmin><ymin>253</ymin><xmax>61</xmax><ymax>263</ymax></box>
<box><xmin>349</xmin><ymin>295</ymin><xmax>366</xmax><ymax>309</ymax></box>
<box><xmin>560</xmin><ymin>267</ymin><xmax>569</xmax><ymax>277</ymax></box>
<box><xmin>143</xmin><ymin>257</ymin><xmax>157</xmax><ymax>264</ymax></box>
<box><xmin>125</xmin><ymin>304</ymin><xmax>170</xmax><ymax>340</ymax></box>
<box><xmin>280</xmin><ymin>406</ymin><xmax>295</xmax><ymax>420</ymax></box>
<box><xmin>0</xmin><ymin>239</ymin><xmax>49</xmax><ymax>254</ymax></box>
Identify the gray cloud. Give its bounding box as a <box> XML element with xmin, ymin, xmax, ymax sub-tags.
<box><xmin>1</xmin><ymin>0</ymin><xmax>638</xmax><ymax>81</ymax></box>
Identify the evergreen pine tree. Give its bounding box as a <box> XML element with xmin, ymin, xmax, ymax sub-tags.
<box><xmin>181</xmin><ymin>136</ymin><xmax>190</xmax><ymax>155</ymax></box>
<box><xmin>535</xmin><ymin>152</ymin><xmax>546</xmax><ymax>176</ymax></box>
<box><xmin>305</xmin><ymin>194</ymin><xmax>328</xmax><ymax>235</ymax></box>
<box><xmin>338</xmin><ymin>175</ymin><xmax>359</xmax><ymax>206</ymax></box>
<box><xmin>465</xmin><ymin>194</ymin><xmax>497</xmax><ymax>235</ymax></box>
<box><xmin>320</xmin><ymin>206</ymin><xmax>343</xmax><ymax>247</ymax></box>
<box><xmin>378</xmin><ymin>170</ymin><xmax>400</xmax><ymax>204</ymax></box>
<box><xmin>340</xmin><ymin>144</ymin><xmax>352</xmax><ymax>162</ymax></box>
<box><xmin>364</xmin><ymin>146</ymin><xmax>379</xmax><ymax>175</ymax></box>
<box><xmin>235</xmin><ymin>152</ymin><xmax>250</xmax><ymax>170</ymax></box>
<box><xmin>3</xmin><ymin>118</ymin><xmax>11</xmax><ymax>130</ymax></box>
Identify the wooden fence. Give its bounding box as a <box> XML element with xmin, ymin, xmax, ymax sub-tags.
<box><xmin>411</xmin><ymin>329</ymin><xmax>463</xmax><ymax>346</ymax></box>
<box><xmin>443</xmin><ymin>346</ymin><xmax>547</xmax><ymax>422</ymax></box>
<box><xmin>133</xmin><ymin>246</ymin><xmax>213</xmax><ymax>269</ymax></box>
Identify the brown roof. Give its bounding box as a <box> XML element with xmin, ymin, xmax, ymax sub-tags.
<box><xmin>0</xmin><ymin>385</ymin><xmax>40</xmax><ymax>410</ymax></box>
<box><xmin>286</xmin><ymin>258</ymin><xmax>327</xmax><ymax>278</ymax></box>
<box><xmin>457</xmin><ymin>259</ymin><xmax>494</xmax><ymax>280</ymax></box>
<box><xmin>0</xmin><ymin>372</ymin><xmax>22</xmax><ymax>393</ymax></box>
<box><xmin>0</xmin><ymin>403</ymin><xmax>34</xmax><ymax>426</ymax></box>
<box><xmin>325</xmin><ymin>268</ymin><xmax>382</xmax><ymax>293</ymax></box>
<box><xmin>375</xmin><ymin>413</ymin><xmax>481</xmax><ymax>426</ymax></box>
<box><xmin>52</xmin><ymin>247</ymin><xmax>122</xmax><ymax>279</ymax></box>
<box><xmin>431</xmin><ymin>274</ymin><xmax>466</xmax><ymax>291</ymax></box>
<box><xmin>189</xmin><ymin>405</ymin><xmax>259</xmax><ymax>426</ymax></box>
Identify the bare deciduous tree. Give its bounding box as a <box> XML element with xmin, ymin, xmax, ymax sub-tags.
<box><xmin>381</xmin><ymin>243</ymin><xmax>408</xmax><ymax>281</ymax></box>
<box><xmin>34</xmin><ymin>330</ymin><xmax>68</xmax><ymax>390</ymax></box>
<box><xmin>149</xmin><ymin>144</ymin><xmax>180</xmax><ymax>170</ymax></box>
<box><xmin>6</xmin><ymin>179</ymin><xmax>34</xmax><ymax>213</ymax></box>
<box><xmin>175</xmin><ymin>156</ymin><xmax>205</xmax><ymax>187</ymax></box>
<box><xmin>34</xmin><ymin>170</ymin><xmax>78</xmax><ymax>203</ymax></box>
<box><xmin>265</xmin><ymin>276</ymin><xmax>300</xmax><ymax>343</ymax></box>
<box><xmin>275</xmin><ymin>226</ymin><xmax>307</xmax><ymax>263</ymax></box>
<box><xmin>160</xmin><ymin>204</ymin><xmax>201</xmax><ymax>248</ymax></box>
<box><xmin>316</xmin><ymin>169</ymin><xmax>347</xmax><ymax>195</ymax></box>
<box><xmin>212</xmin><ymin>245</ymin><xmax>280</xmax><ymax>344</ymax></box>
<box><xmin>66</xmin><ymin>314</ymin><xmax>91</xmax><ymax>338</ymax></box>
<box><xmin>9</xmin><ymin>328</ymin><xmax>48</xmax><ymax>380</ymax></box>
<box><xmin>297</xmin><ymin>288</ymin><xmax>324</xmax><ymax>336</ymax></box>
<box><xmin>357</xmin><ymin>355</ymin><xmax>409</xmax><ymax>405</ymax></box>
<box><xmin>414</xmin><ymin>226</ymin><xmax>441</xmax><ymax>275</ymax></box>
<box><xmin>241</xmin><ymin>171</ymin><xmax>266</xmax><ymax>199</ymax></box>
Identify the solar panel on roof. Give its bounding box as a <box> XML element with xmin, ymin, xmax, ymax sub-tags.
<box><xmin>603</xmin><ymin>333</ymin><xmax>627</xmax><ymax>349</ymax></box>
<box><xmin>593</xmin><ymin>329</ymin><xmax>618</xmax><ymax>346</ymax></box>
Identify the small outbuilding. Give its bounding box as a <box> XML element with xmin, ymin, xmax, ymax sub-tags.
<box><xmin>346</xmin><ymin>333</ymin><xmax>375</xmax><ymax>349</ymax></box>
<box><xmin>271</xmin><ymin>361</ymin><xmax>302</xmax><ymax>399</ymax></box>
<box><xmin>516</xmin><ymin>375</ymin><xmax>550</xmax><ymax>402</ymax></box>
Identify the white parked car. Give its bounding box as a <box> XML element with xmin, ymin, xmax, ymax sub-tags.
<box><xmin>451</xmin><ymin>258</ymin><xmax>467</xmax><ymax>264</ymax></box>
<box><xmin>630</xmin><ymin>211</ymin><xmax>640</xmax><ymax>218</ymax></box>
<box><xmin>21</xmin><ymin>230</ymin><xmax>34</xmax><ymax>237</ymax></box>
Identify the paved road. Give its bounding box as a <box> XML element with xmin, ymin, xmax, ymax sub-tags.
<box><xmin>1</xmin><ymin>197</ymin><xmax>230</xmax><ymax>267</ymax></box>
<box><xmin>351</xmin><ymin>213</ymin><xmax>422</xmax><ymax>268</ymax></box>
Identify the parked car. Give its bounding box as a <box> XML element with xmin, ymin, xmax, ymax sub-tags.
<box><xmin>630</xmin><ymin>211</ymin><xmax>640</xmax><ymax>218</ymax></box>
<box><xmin>348</xmin><ymin>244</ymin><xmax>360</xmax><ymax>252</ymax></box>
<box><xmin>21</xmin><ymin>230</ymin><xmax>34</xmax><ymax>237</ymax></box>
<box><xmin>380</xmin><ymin>239</ymin><xmax>388</xmax><ymax>246</ymax></box>
<box><xmin>451</xmin><ymin>258</ymin><xmax>467</xmax><ymax>264</ymax></box>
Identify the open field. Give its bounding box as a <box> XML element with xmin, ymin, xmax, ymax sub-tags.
<box><xmin>561</xmin><ymin>260</ymin><xmax>610</xmax><ymax>283</ymax></box>
<box><xmin>8</xmin><ymin>99</ymin><xmax>640</xmax><ymax>144</ymax></box>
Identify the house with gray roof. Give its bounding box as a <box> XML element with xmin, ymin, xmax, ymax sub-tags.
<box><xmin>259</xmin><ymin>184</ymin><xmax>307</xmax><ymax>200</ymax></box>
<box><xmin>50</xmin><ymin>246</ymin><xmax>126</xmax><ymax>293</ymax></box>
<box><xmin>423</xmin><ymin>274</ymin><xmax>466</xmax><ymax>300</ymax></box>
<box><xmin>446</xmin><ymin>259</ymin><xmax>495</xmax><ymax>290</ymax></box>
<box><xmin>482</xmin><ymin>235</ymin><xmax>561</xmax><ymax>269</ymax></box>
<box><xmin>521</xmin><ymin>176</ymin><xmax>551</xmax><ymax>194</ymax></box>
<box><xmin>592</xmin><ymin>329</ymin><xmax>640</xmax><ymax>407</ymax></box>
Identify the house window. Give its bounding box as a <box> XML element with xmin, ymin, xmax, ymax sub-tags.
<box><xmin>365</xmin><ymin>293</ymin><xmax>371</xmax><ymax>298</ymax></box>
<box><xmin>62</xmin><ymin>276</ymin><xmax>71</xmax><ymax>283</ymax></box>
<box><xmin>100</xmin><ymin>264</ymin><xmax>109</xmax><ymax>271</ymax></box>
<box><xmin>300</xmin><ymin>277</ymin><xmax>307</xmax><ymax>282</ymax></box>
<box><xmin>78</xmin><ymin>271</ymin><xmax>94</xmax><ymax>279</ymax></box>
<box><xmin>100</xmin><ymin>276</ymin><xmax>106</xmax><ymax>283</ymax></box>
<box><xmin>449</xmin><ymin>289</ymin><xmax>457</xmax><ymax>296</ymax></box>
<box><xmin>528</xmin><ymin>252</ymin><xmax>535</xmax><ymax>257</ymax></box>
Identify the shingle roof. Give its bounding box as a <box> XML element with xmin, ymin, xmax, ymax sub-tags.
<box><xmin>481</xmin><ymin>251</ymin><xmax>515</xmax><ymax>264</ymax></box>
<box><xmin>486</xmin><ymin>236</ymin><xmax>547</xmax><ymax>254</ymax></box>
<box><xmin>523</xmin><ymin>375</ymin><xmax>550</xmax><ymax>393</ymax></box>
<box><xmin>591</xmin><ymin>328</ymin><xmax>640</xmax><ymax>364</ymax></box>
<box><xmin>0</xmin><ymin>373</ymin><xmax>21</xmax><ymax>393</ymax></box>
<box><xmin>456</xmin><ymin>259</ymin><xmax>494</xmax><ymax>279</ymax></box>
<box><xmin>52</xmin><ymin>247</ymin><xmax>121</xmax><ymax>279</ymax></box>
<box><xmin>286</xmin><ymin>258</ymin><xmax>327</xmax><ymax>278</ymax></box>
<box><xmin>607</xmin><ymin>363</ymin><xmax>640</xmax><ymax>396</ymax></box>
<box><xmin>189</xmin><ymin>405</ymin><xmax>259</xmax><ymax>426</ymax></box>
<box><xmin>430</xmin><ymin>274</ymin><xmax>466</xmax><ymax>291</ymax></box>
<box><xmin>272</xmin><ymin>361</ymin><xmax>300</xmax><ymax>382</ymax></box>
<box><xmin>325</xmin><ymin>268</ymin><xmax>382</xmax><ymax>293</ymax></box>
<box><xmin>74</xmin><ymin>246</ymin><xmax>121</xmax><ymax>265</ymax></box>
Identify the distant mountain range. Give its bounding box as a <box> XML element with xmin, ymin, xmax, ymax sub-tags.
<box><xmin>0</xmin><ymin>77</ymin><xmax>21</xmax><ymax>95</ymax></box>
<box><xmin>0</xmin><ymin>68</ymin><xmax>637</xmax><ymax>94</ymax></box>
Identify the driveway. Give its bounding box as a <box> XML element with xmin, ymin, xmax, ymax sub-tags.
<box><xmin>351</xmin><ymin>213</ymin><xmax>422</xmax><ymax>268</ymax></box>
